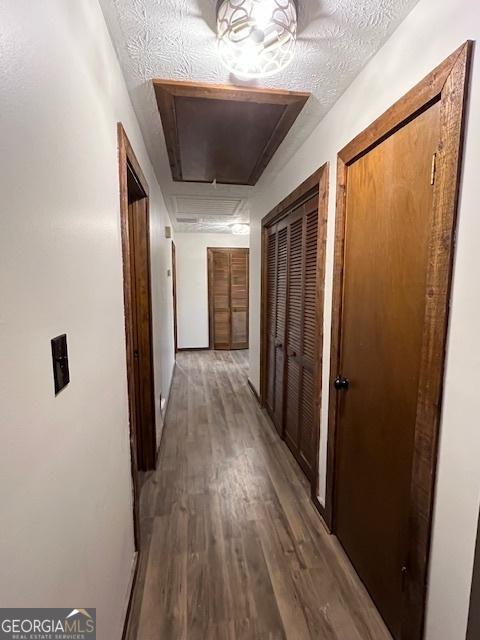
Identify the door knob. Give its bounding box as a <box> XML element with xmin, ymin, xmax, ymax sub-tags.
<box><xmin>334</xmin><ymin>376</ymin><xmax>349</xmax><ymax>391</ymax></box>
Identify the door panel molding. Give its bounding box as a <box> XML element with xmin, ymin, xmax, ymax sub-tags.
<box><xmin>260</xmin><ymin>163</ymin><xmax>329</xmax><ymax>505</ymax></box>
<box><xmin>326</xmin><ymin>42</ymin><xmax>472</xmax><ymax>640</ymax></box>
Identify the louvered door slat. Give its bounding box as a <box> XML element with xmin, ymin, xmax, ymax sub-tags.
<box><xmin>303</xmin><ymin>210</ymin><xmax>319</xmax><ymax>366</ymax></box>
<box><xmin>266</xmin><ymin>231</ymin><xmax>277</xmax><ymax>416</ymax></box>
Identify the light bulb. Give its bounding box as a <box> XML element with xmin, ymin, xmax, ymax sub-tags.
<box><xmin>251</xmin><ymin>0</ymin><xmax>277</xmax><ymax>31</ymax></box>
<box><xmin>217</xmin><ymin>0</ymin><xmax>297</xmax><ymax>79</ymax></box>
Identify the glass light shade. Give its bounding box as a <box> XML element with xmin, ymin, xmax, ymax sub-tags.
<box><xmin>217</xmin><ymin>0</ymin><xmax>297</xmax><ymax>79</ymax></box>
<box><xmin>230</xmin><ymin>223</ymin><xmax>250</xmax><ymax>235</ymax></box>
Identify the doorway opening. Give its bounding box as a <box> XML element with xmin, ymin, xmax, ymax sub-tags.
<box><xmin>117</xmin><ymin>124</ymin><xmax>157</xmax><ymax>547</ymax></box>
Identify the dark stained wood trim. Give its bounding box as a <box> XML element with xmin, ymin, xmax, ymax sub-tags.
<box><xmin>247</xmin><ymin>378</ymin><xmax>261</xmax><ymax>404</ymax></box>
<box><xmin>118</xmin><ymin>122</ymin><xmax>142</xmax><ymax>551</ymax></box>
<box><xmin>325</xmin><ymin>156</ymin><xmax>347</xmax><ymax>531</ymax></box>
<box><xmin>338</xmin><ymin>44</ymin><xmax>469</xmax><ymax>166</ymax></box>
<box><xmin>119</xmin><ymin>124</ymin><xmax>149</xmax><ymax>197</ymax></box>
<box><xmin>153</xmin><ymin>79</ymin><xmax>309</xmax><ymax>186</ymax></box>
<box><xmin>260</xmin><ymin>164</ymin><xmax>329</xmax><ymax>511</ymax></box>
<box><xmin>172</xmin><ymin>241</ymin><xmax>178</xmax><ymax>354</ymax></box>
<box><xmin>310</xmin><ymin>165</ymin><xmax>329</xmax><ymax>503</ymax></box>
<box><xmin>118</xmin><ymin>122</ymin><xmax>157</xmax><ymax>552</ymax></box>
<box><xmin>262</xmin><ymin>167</ymin><xmax>324</xmax><ymax>228</ymax></box>
<box><xmin>177</xmin><ymin>347</ymin><xmax>210</xmax><ymax>352</ymax></box>
<box><xmin>207</xmin><ymin>247</ymin><xmax>214</xmax><ymax>350</ymax></box>
<box><xmin>153</xmin><ymin>78</ymin><xmax>310</xmax><ymax>103</ymax></box>
<box><xmin>326</xmin><ymin>41</ymin><xmax>473</xmax><ymax>640</ymax></box>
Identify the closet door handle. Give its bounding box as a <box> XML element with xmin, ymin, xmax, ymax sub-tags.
<box><xmin>334</xmin><ymin>376</ymin><xmax>349</xmax><ymax>391</ymax></box>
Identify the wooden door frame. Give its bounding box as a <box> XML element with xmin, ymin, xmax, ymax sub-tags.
<box><xmin>118</xmin><ymin>123</ymin><xmax>157</xmax><ymax>540</ymax></box>
<box><xmin>260</xmin><ymin>163</ymin><xmax>329</xmax><ymax>504</ymax></box>
<box><xmin>172</xmin><ymin>241</ymin><xmax>178</xmax><ymax>353</ymax></box>
<box><xmin>207</xmin><ymin>247</ymin><xmax>250</xmax><ymax>350</ymax></box>
<box><xmin>325</xmin><ymin>42</ymin><xmax>472</xmax><ymax>640</ymax></box>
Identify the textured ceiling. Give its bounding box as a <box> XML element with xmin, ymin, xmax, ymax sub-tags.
<box><xmin>99</xmin><ymin>0</ymin><xmax>419</xmax><ymax>233</ymax></box>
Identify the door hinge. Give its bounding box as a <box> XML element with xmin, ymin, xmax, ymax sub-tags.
<box><xmin>430</xmin><ymin>152</ymin><xmax>437</xmax><ymax>185</ymax></box>
<box><xmin>401</xmin><ymin>565</ymin><xmax>408</xmax><ymax>592</ymax></box>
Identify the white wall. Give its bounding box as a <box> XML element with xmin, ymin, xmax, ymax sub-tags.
<box><xmin>175</xmin><ymin>233</ymin><xmax>249</xmax><ymax>349</ymax></box>
<box><xmin>248</xmin><ymin>0</ymin><xmax>480</xmax><ymax>637</ymax></box>
<box><xmin>0</xmin><ymin>1</ymin><xmax>175</xmax><ymax>638</ymax></box>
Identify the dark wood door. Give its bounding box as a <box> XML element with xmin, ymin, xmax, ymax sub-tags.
<box><xmin>208</xmin><ymin>247</ymin><xmax>249</xmax><ymax>350</ymax></box>
<box><xmin>127</xmin><ymin>192</ymin><xmax>156</xmax><ymax>471</ymax></box>
<box><xmin>333</xmin><ymin>102</ymin><xmax>441</xmax><ymax>638</ymax></box>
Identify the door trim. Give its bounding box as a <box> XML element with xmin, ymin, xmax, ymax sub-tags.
<box><xmin>172</xmin><ymin>241</ymin><xmax>178</xmax><ymax>353</ymax></box>
<box><xmin>260</xmin><ymin>163</ymin><xmax>329</xmax><ymax>507</ymax></box>
<box><xmin>118</xmin><ymin>122</ymin><xmax>157</xmax><ymax>543</ymax></box>
<box><xmin>325</xmin><ymin>42</ymin><xmax>472</xmax><ymax>640</ymax></box>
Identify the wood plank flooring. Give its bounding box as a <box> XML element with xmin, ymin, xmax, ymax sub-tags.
<box><xmin>126</xmin><ymin>350</ymin><xmax>391</xmax><ymax>640</ymax></box>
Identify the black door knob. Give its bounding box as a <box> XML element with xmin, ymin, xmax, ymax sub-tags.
<box><xmin>334</xmin><ymin>376</ymin><xmax>349</xmax><ymax>391</ymax></box>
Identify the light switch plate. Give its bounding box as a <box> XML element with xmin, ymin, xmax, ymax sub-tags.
<box><xmin>51</xmin><ymin>334</ymin><xmax>70</xmax><ymax>395</ymax></box>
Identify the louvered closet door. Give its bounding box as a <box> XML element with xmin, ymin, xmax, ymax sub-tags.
<box><xmin>211</xmin><ymin>249</ymin><xmax>231</xmax><ymax>349</ymax></box>
<box><xmin>230</xmin><ymin>248</ymin><xmax>249</xmax><ymax>349</ymax></box>
<box><xmin>283</xmin><ymin>195</ymin><xmax>319</xmax><ymax>479</ymax></box>
<box><xmin>266</xmin><ymin>229</ymin><xmax>278</xmax><ymax>420</ymax></box>
<box><xmin>266</xmin><ymin>223</ymin><xmax>288</xmax><ymax>434</ymax></box>
<box><xmin>284</xmin><ymin>212</ymin><xmax>304</xmax><ymax>453</ymax></box>
<box><xmin>298</xmin><ymin>198</ymin><xmax>319</xmax><ymax>473</ymax></box>
<box><xmin>274</xmin><ymin>225</ymin><xmax>288</xmax><ymax>432</ymax></box>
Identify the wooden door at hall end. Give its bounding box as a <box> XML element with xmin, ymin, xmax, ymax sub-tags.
<box><xmin>208</xmin><ymin>247</ymin><xmax>249</xmax><ymax>350</ymax></box>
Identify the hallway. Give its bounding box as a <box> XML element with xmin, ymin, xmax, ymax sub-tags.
<box><xmin>129</xmin><ymin>351</ymin><xmax>391</xmax><ymax>639</ymax></box>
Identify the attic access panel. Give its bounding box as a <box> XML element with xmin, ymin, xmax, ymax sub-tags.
<box><xmin>153</xmin><ymin>80</ymin><xmax>310</xmax><ymax>186</ymax></box>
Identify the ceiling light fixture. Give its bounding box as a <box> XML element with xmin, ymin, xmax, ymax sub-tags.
<box><xmin>230</xmin><ymin>223</ymin><xmax>250</xmax><ymax>235</ymax></box>
<box><xmin>217</xmin><ymin>0</ymin><xmax>298</xmax><ymax>79</ymax></box>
